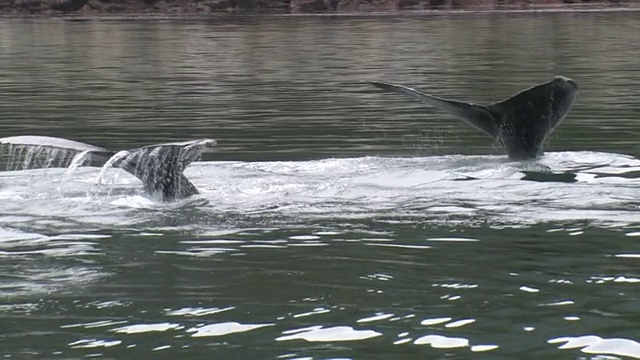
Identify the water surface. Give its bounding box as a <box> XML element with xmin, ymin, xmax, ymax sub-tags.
<box><xmin>0</xmin><ymin>12</ymin><xmax>639</xmax><ymax>359</ymax></box>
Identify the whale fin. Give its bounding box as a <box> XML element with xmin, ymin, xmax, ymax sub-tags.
<box><xmin>111</xmin><ymin>139</ymin><xmax>216</xmax><ymax>201</ymax></box>
<box><xmin>370</xmin><ymin>81</ymin><xmax>499</xmax><ymax>138</ymax></box>
<box><xmin>0</xmin><ymin>136</ymin><xmax>216</xmax><ymax>201</ymax></box>
<box><xmin>371</xmin><ymin>77</ymin><xmax>578</xmax><ymax>160</ymax></box>
<box><xmin>486</xmin><ymin>76</ymin><xmax>579</xmax><ymax>159</ymax></box>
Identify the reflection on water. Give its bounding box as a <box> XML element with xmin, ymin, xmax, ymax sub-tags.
<box><xmin>550</xmin><ymin>335</ymin><xmax>640</xmax><ymax>359</ymax></box>
<box><xmin>0</xmin><ymin>14</ymin><xmax>639</xmax><ymax>161</ymax></box>
<box><xmin>0</xmin><ymin>12</ymin><xmax>639</xmax><ymax>360</ymax></box>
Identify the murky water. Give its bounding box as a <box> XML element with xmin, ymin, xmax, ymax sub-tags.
<box><xmin>0</xmin><ymin>12</ymin><xmax>640</xmax><ymax>359</ymax></box>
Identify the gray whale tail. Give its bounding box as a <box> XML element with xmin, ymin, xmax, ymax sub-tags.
<box><xmin>0</xmin><ymin>135</ymin><xmax>216</xmax><ymax>201</ymax></box>
<box><xmin>371</xmin><ymin>76</ymin><xmax>578</xmax><ymax>160</ymax></box>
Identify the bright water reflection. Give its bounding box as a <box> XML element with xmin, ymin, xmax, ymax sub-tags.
<box><xmin>0</xmin><ymin>12</ymin><xmax>639</xmax><ymax>359</ymax></box>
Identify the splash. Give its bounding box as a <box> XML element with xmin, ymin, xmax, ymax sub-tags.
<box><xmin>65</xmin><ymin>150</ymin><xmax>92</xmax><ymax>176</ymax></box>
<box><xmin>58</xmin><ymin>150</ymin><xmax>93</xmax><ymax>195</ymax></box>
<box><xmin>94</xmin><ymin>150</ymin><xmax>130</xmax><ymax>186</ymax></box>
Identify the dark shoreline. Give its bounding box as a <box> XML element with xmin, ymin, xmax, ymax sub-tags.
<box><xmin>3</xmin><ymin>6</ymin><xmax>640</xmax><ymax>20</ymax></box>
<box><xmin>1</xmin><ymin>0</ymin><xmax>639</xmax><ymax>18</ymax></box>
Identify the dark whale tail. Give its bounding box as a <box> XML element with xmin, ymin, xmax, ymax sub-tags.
<box><xmin>371</xmin><ymin>76</ymin><xmax>578</xmax><ymax>160</ymax></box>
<box><xmin>110</xmin><ymin>139</ymin><xmax>216</xmax><ymax>200</ymax></box>
<box><xmin>0</xmin><ymin>135</ymin><xmax>216</xmax><ymax>201</ymax></box>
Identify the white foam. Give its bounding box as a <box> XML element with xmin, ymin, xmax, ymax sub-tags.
<box><xmin>2</xmin><ymin>152</ymin><xmax>640</xmax><ymax>236</ymax></box>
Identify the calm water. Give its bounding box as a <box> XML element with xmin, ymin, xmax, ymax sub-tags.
<box><xmin>1</xmin><ymin>12</ymin><xmax>640</xmax><ymax>359</ymax></box>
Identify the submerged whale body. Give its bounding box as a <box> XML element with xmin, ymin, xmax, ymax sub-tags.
<box><xmin>0</xmin><ymin>135</ymin><xmax>216</xmax><ymax>201</ymax></box>
<box><xmin>371</xmin><ymin>76</ymin><xmax>579</xmax><ymax>160</ymax></box>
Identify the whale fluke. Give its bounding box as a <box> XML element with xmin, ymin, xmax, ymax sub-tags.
<box><xmin>0</xmin><ymin>135</ymin><xmax>216</xmax><ymax>201</ymax></box>
<box><xmin>111</xmin><ymin>139</ymin><xmax>216</xmax><ymax>201</ymax></box>
<box><xmin>371</xmin><ymin>76</ymin><xmax>579</xmax><ymax>160</ymax></box>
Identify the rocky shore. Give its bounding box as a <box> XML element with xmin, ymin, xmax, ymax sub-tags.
<box><xmin>0</xmin><ymin>0</ymin><xmax>636</xmax><ymax>16</ymax></box>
